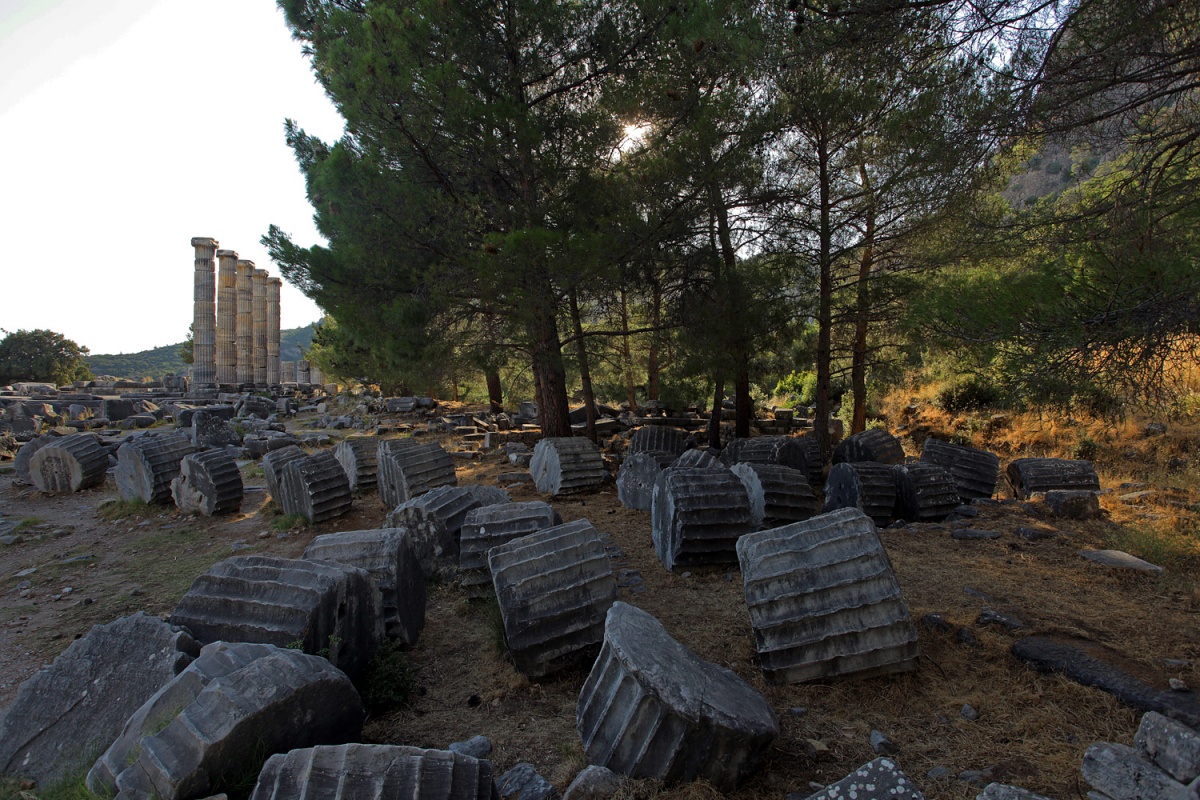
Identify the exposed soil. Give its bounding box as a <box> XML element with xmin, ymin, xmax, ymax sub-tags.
<box><xmin>2</xmin><ymin>408</ymin><xmax>1198</xmax><ymax>800</ymax></box>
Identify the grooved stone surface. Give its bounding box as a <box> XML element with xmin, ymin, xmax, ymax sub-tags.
<box><xmin>672</xmin><ymin>448</ymin><xmax>720</xmax><ymax>470</ymax></box>
<box><xmin>651</xmin><ymin>467</ymin><xmax>752</xmax><ymax>572</ymax></box>
<box><xmin>617</xmin><ymin>450</ymin><xmax>676</xmax><ymax>512</ymax></box>
<box><xmin>169</xmin><ymin>555</ymin><xmax>382</xmax><ymax>678</ymax></box>
<box><xmin>251</xmin><ymin>743</ymin><xmax>497</xmax><ymax>800</ymax></box>
<box><xmin>576</xmin><ymin>602</ymin><xmax>778</xmax><ymax>789</ymax></box>
<box><xmin>334</xmin><ymin>435</ymin><xmax>379</xmax><ymax>492</ymax></box>
<box><xmin>823</xmin><ymin>461</ymin><xmax>899</xmax><ymax>527</ymax></box>
<box><xmin>731</xmin><ymin>462</ymin><xmax>818</xmax><ymax>527</ymax></box>
<box><xmin>172</xmin><ymin>448</ymin><xmax>244</xmax><ymax>516</ymax></box>
<box><xmin>279</xmin><ymin>450</ymin><xmax>352</xmax><ymax>523</ymax></box>
<box><xmin>628</xmin><ymin>427</ymin><xmax>694</xmax><ymax>457</ymax></box>
<box><xmin>720</xmin><ymin>436</ymin><xmax>816</xmax><ymax>479</ymax></box>
<box><xmin>737</xmin><ymin>508</ymin><xmax>918</xmax><ymax>683</ymax></box>
<box><xmin>115</xmin><ymin>432</ymin><xmax>196</xmax><ymax>504</ymax></box>
<box><xmin>304</xmin><ymin>528</ymin><xmax>426</xmax><ymax>644</ymax></box>
<box><xmin>833</xmin><ymin>429</ymin><xmax>905</xmax><ymax>466</ymax></box>
<box><xmin>896</xmin><ymin>462</ymin><xmax>961</xmax><ymax>522</ymax></box>
<box><xmin>386</xmin><ymin>485</ymin><xmax>483</xmax><ymax>575</ymax></box>
<box><xmin>13</xmin><ymin>434</ymin><xmax>57</xmax><ymax>485</ymax></box>
<box><xmin>0</xmin><ymin>612</ymin><xmax>198</xmax><ymax>786</ymax></box>
<box><xmin>109</xmin><ymin>647</ymin><xmax>364</xmax><ymax>800</ymax></box>
<box><xmin>920</xmin><ymin>438</ymin><xmax>1000</xmax><ymax>501</ymax></box>
<box><xmin>1136</xmin><ymin>711</ymin><xmax>1200</xmax><ymax>784</ymax></box>
<box><xmin>28</xmin><ymin>433</ymin><xmax>108</xmax><ymax>493</ymax></box>
<box><xmin>263</xmin><ymin>444</ymin><xmax>306</xmax><ymax>504</ymax></box>
<box><xmin>1006</xmin><ymin>457</ymin><xmax>1100</xmax><ymax>500</ymax></box>
<box><xmin>459</xmin><ymin>501</ymin><xmax>558</xmax><ymax>597</ymax></box>
<box><xmin>378</xmin><ymin>439</ymin><xmax>457</xmax><ymax>508</ymax></box>
<box><xmin>489</xmin><ymin>519</ymin><xmax>617</xmax><ymax>677</ymax></box>
<box><xmin>89</xmin><ymin>640</ymin><xmax>281</xmax><ymax>794</ymax></box>
<box><xmin>530</xmin><ymin>437</ymin><xmax>607</xmax><ymax>495</ymax></box>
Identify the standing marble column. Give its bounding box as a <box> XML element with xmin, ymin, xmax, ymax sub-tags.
<box><xmin>267</xmin><ymin>277</ymin><xmax>282</xmax><ymax>385</ymax></box>
<box><xmin>235</xmin><ymin>259</ymin><xmax>254</xmax><ymax>385</ymax></box>
<box><xmin>252</xmin><ymin>269</ymin><xmax>268</xmax><ymax>386</ymax></box>
<box><xmin>311</xmin><ymin>366</ymin><xmax>325</xmax><ymax>387</ymax></box>
<box><xmin>190</xmin><ymin>237</ymin><xmax>218</xmax><ymax>388</ymax></box>
<box><xmin>296</xmin><ymin>359</ymin><xmax>311</xmax><ymax>385</ymax></box>
<box><xmin>215</xmin><ymin>250</ymin><xmax>239</xmax><ymax>386</ymax></box>
<box><xmin>281</xmin><ymin>361</ymin><xmax>296</xmax><ymax>384</ymax></box>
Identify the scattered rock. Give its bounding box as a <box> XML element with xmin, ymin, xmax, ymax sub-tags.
<box><xmin>1079</xmin><ymin>549</ymin><xmax>1163</xmax><ymax>573</ymax></box>
<box><xmin>977</xmin><ymin>609</ymin><xmax>1025</xmax><ymax>631</ymax></box>
<box><xmin>805</xmin><ymin>757</ymin><xmax>925</xmax><ymax>800</ymax></box>
<box><xmin>498</xmin><ymin>762</ymin><xmax>558</xmax><ymax>800</ymax></box>
<box><xmin>871</xmin><ymin>730</ymin><xmax>899</xmax><ymax>755</ymax></box>
<box><xmin>953</xmin><ymin>528</ymin><xmax>1001</xmax><ymax>540</ymax></box>
<box><xmin>1041</xmin><ymin>489</ymin><xmax>1102</xmax><ymax>520</ymax></box>
<box><xmin>563</xmin><ymin>765</ymin><xmax>624</xmax><ymax>800</ymax></box>
<box><xmin>961</xmin><ymin>703</ymin><xmax>980</xmax><ymax>721</ymax></box>
<box><xmin>448</xmin><ymin>735</ymin><xmax>493</xmax><ymax>759</ymax></box>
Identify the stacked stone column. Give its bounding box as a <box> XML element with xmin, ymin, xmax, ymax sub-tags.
<box><xmin>252</xmin><ymin>269</ymin><xmax>269</xmax><ymax>386</ymax></box>
<box><xmin>281</xmin><ymin>361</ymin><xmax>296</xmax><ymax>383</ymax></box>
<box><xmin>215</xmin><ymin>250</ymin><xmax>239</xmax><ymax>386</ymax></box>
<box><xmin>235</xmin><ymin>260</ymin><xmax>254</xmax><ymax>385</ymax></box>
<box><xmin>297</xmin><ymin>360</ymin><xmax>311</xmax><ymax>385</ymax></box>
<box><xmin>190</xmin><ymin>238</ymin><xmax>218</xmax><ymax>388</ymax></box>
<box><xmin>267</xmin><ymin>278</ymin><xmax>281</xmax><ymax>385</ymax></box>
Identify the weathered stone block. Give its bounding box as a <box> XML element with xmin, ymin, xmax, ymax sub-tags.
<box><xmin>169</xmin><ymin>555</ymin><xmax>382</xmax><ymax>678</ymax></box>
<box><xmin>334</xmin><ymin>435</ymin><xmax>379</xmax><ymax>492</ymax></box>
<box><xmin>489</xmin><ymin>519</ymin><xmax>617</xmax><ymax>677</ymax></box>
<box><xmin>576</xmin><ymin>602</ymin><xmax>778</xmax><ymax>789</ymax></box>
<box><xmin>108</xmin><ymin>647</ymin><xmax>363</xmax><ymax>800</ymax></box>
<box><xmin>13</xmin><ymin>434</ymin><xmax>58</xmax><ymax>485</ymax></box>
<box><xmin>263</xmin><ymin>444</ymin><xmax>306</xmax><ymax>504</ymax></box>
<box><xmin>1006</xmin><ymin>457</ymin><xmax>1100</xmax><ymax>500</ymax></box>
<box><xmin>28</xmin><ymin>432</ymin><xmax>108</xmax><ymax>493</ymax></box>
<box><xmin>386</xmin><ymin>485</ymin><xmax>483</xmax><ymax>575</ymax></box>
<box><xmin>628</xmin><ymin>426</ymin><xmax>694</xmax><ymax>457</ymax></box>
<box><xmin>0</xmin><ymin>613</ymin><xmax>198</xmax><ymax>786</ymax></box>
<box><xmin>737</xmin><ymin>508</ymin><xmax>918</xmax><ymax>683</ymax></box>
<box><xmin>459</xmin><ymin>501</ymin><xmax>558</xmax><ymax>597</ymax></box>
<box><xmin>803</xmin><ymin>757</ymin><xmax>924</xmax><ymax>800</ymax></box>
<box><xmin>896</xmin><ymin>462</ymin><xmax>961</xmax><ymax>522</ymax></box>
<box><xmin>115</xmin><ymin>431</ymin><xmax>195</xmax><ymax>504</ymax></box>
<box><xmin>651</xmin><ymin>467</ymin><xmax>752</xmax><ymax>571</ymax></box>
<box><xmin>833</xmin><ymin>429</ymin><xmax>905</xmax><ymax>466</ymax></box>
<box><xmin>731</xmin><ymin>462</ymin><xmax>818</xmax><ymax>527</ymax></box>
<box><xmin>279</xmin><ymin>450</ymin><xmax>352</xmax><ymax>523</ymax></box>
<box><xmin>530</xmin><ymin>437</ymin><xmax>607</xmax><ymax>495</ymax></box>
<box><xmin>1081</xmin><ymin>742</ymin><xmax>1191</xmax><ymax>800</ymax></box>
<box><xmin>192</xmin><ymin>409</ymin><xmax>242</xmax><ymax>448</ymax></box>
<box><xmin>1042</xmin><ymin>489</ymin><xmax>1102</xmax><ymax>520</ymax></box>
<box><xmin>304</xmin><ymin>528</ymin><xmax>426</xmax><ymax>645</ymax></box>
<box><xmin>721</xmin><ymin>436</ymin><xmax>820</xmax><ymax>489</ymax></box>
<box><xmin>617</xmin><ymin>450</ymin><xmax>676</xmax><ymax>512</ymax></box>
<box><xmin>89</xmin><ymin>640</ymin><xmax>282</xmax><ymax>793</ymax></box>
<box><xmin>378</xmin><ymin>439</ymin><xmax>457</xmax><ymax>508</ymax></box>
<box><xmin>920</xmin><ymin>438</ymin><xmax>1000</xmax><ymax>501</ymax></box>
<box><xmin>172</xmin><ymin>449</ymin><xmax>244</xmax><ymax>516</ymax></box>
<box><xmin>823</xmin><ymin>461</ymin><xmax>899</xmax><ymax>526</ymax></box>
<box><xmin>1136</xmin><ymin>711</ymin><xmax>1200</xmax><ymax>784</ymax></box>
<box><xmin>251</xmin><ymin>743</ymin><xmax>496</xmax><ymax>800</ymax></box>
<box><xmin>672</xmin><ymin>448</ymin><xmax>720</xmax><ymax>470</ymax></box>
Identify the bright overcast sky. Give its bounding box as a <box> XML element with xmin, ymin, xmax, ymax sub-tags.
<box><xmin>0</xmin><ymin>1</ymin><xmax>345</xmax><ymax>355</ymax></box>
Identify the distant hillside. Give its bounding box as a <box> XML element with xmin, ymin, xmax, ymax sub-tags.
<box><xmin>87</xmin><ymin>324</ymin><xmax>317</xmax><ymax>381</ymax></box>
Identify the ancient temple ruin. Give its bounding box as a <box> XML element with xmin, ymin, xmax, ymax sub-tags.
<box><xmin>188</xmin><ymin>237</ymin><xmax>315</xmax><ymax>392</ymax></box>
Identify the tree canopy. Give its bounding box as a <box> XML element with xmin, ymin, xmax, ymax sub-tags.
<box><xmin>0</xmin><ymin>329</ymin><xmax>91</xmax><ymax>387</ymax></box>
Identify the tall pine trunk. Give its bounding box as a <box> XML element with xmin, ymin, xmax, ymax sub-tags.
<box><xmin>528</xmin><ymin>274</ymin><xmax>571</xmax><ymax>438</ymax></box>
<box><xmin>815</xmin><ymin>135</ymin><xmax>834</xmax><ymax>465</ymax></box>
<box><xmin>569</xmin><ymin>287</ymin><xmax>598</xmax><ymax>442</ymax></box>
<box><xmin>486</xmin><ymin>368</ymin><xmax>503</xmax><ymax>414</ymax></box>
<box><xmin>708</xmin><ymin>377</ymin><xmax>724</xmax><ymax>449</ymax></box>
<box><xmin>850</xmin><ymin>164</ymin><xmax>876</xmax><ymax>435</ymax></box>
<box><xmin>619</xmin><ymin>288</ymin><xmax>637</xmax><ymax>411</ymax></box>
<box><xmin>647</xmin><ymin>278</ymin><xmax>662</xmax><ymax>401</ymax></box>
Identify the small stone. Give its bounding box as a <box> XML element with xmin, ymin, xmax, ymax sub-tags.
<box><xmin>562</xmin><ymin>765</ymin><xmax>623</xmax><ymax>800</ymax></box>
<box><xmin>956</xmin><ymin>627</ymin><xmax>981</xmax><ymax>647</ymax></box>
<box><xmin>1015</xmin><ymin>526</ymin><xmax>1056</xmax><ymax>541</ymax></box>
<box><xmin>870</xmin><ymin>730</ymin><xmax>899</xmax><ymax>754</ymax></box>
<box><xmin>920</xmin><ymin>613</ymin><xmax>953</xmax><ymax>633</ymax></box>
<box><xmin>959</xmin><ymin>768</ymin><xmax>993</xmax><ymax>787</ymax></box>
<box><xmin>788</xmin><ymin>706</ymin><xmax>808</xmax><ymax>717</ymax></box>
<box><xmin>953</xmin><ymin>528</ymin><xmax>1001</xmax><ymax>540</ymax></box>
<box><xmin>1079</xmin><ymin>549</ymin><xmax>1164</xmax><ymax>573</ymax></box>
<box><xmin>1170</xmin><ymin>678</ymin><xmax>1188</xmax><ymax>692</ymax></box>
<box><xmin>927</xmin><ymin>766</ymin><xmax>950</xmax><ymax>779</ymax></box>
<box><xmin>448</xmin><ymin>735</ymin><xmax>493</xmax><ymax>759</ymax></box>
<box><xmin>961</xmin><ymin>703</ymin><xmax>979</xmax><ymax>721</ymax></box>
<box><xmin>977</xmin><ymin>608</ymin><xmax>1025</xmax><ymax>631</ymax></box>
<box><xmin>497</xmin><ymin>762</ymin><xmax>557</xmax><ymax>800</ymax></box>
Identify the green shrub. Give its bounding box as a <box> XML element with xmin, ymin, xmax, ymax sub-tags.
<box><xmin>358</xmin><ymin>640</ymin><xmax>418</xmax><ymax>713</ymax></box>
<box><xmin>772</xmin><ymin>370</ymin><xmax>818</xmax><ymax>407</ymax></box>
<box><xmin>935</xmin><ymin>376</ymin><xmax>1000</xmax><ymax>413</ymax></box>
